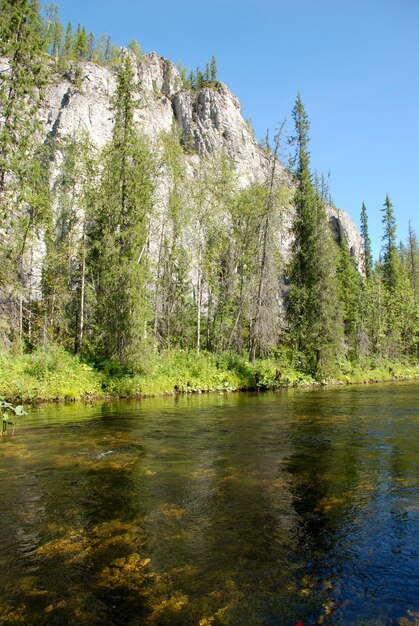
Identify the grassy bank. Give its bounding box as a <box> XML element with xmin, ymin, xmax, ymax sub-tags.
<box><xmin>0</xmin><ymin>347</ymin><xmax>418</xmax><ymax>403</ymax></box>
<box><xmin>0</xmin><ymin>347</ymin><xmax>103</xmax><ymax>402</ymax></box>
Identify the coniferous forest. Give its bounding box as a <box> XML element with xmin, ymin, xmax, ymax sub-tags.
<box><xmin>1</xmin><ymin>0</ymin><xmax>418</xmax><ymax>401</ymax></box>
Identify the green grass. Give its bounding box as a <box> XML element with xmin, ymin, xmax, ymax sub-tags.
<box><xmin>333</xmin><ymin>357</ymin><xmax>419</xmax><ymax>385</ymax></box>
<box><xmin>0</xmin><ymin>346</ymin><xmax>103</xmax><ymax>402</ymax></box>
<box><xmin>0</xmin><ymin>346</ymin><xmax>417</xmax><ymax>404</ymax></box>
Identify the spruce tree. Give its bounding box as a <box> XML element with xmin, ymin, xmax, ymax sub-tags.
<box><xmin>86</xmin><ymin>32</ymin><xmax>95</xmax><ymax>61</ymax></box>
<box><xmin>89</xmin><ymin>54</ymin><xmax>154</xmax><ymax>370</ymax></box>
<box><xmin>75</xmin><ymin>24</ymin><xmax>88</xmax><ymax>60</ymax></box>
<box><xmin>287</xmin><ymin>95</ymin><xmax>343</xmax><ymax>377</ymax></box>
<box><xmin>210</xmin><ymin>55</ymin><xmax>217</xmax><ymax>82</ymax></box>
<box><xmin>63</xmin><ymin>21</ymin><xmax>74</xmax><ymax>58</ymax></box>
<box><xmin>406</xmin><ymin>221</ymin><xmax>418</xmax><ymax>298</ymax></box>
<box><xmin>360</xmin><ymin>202</ymin><xmax>373</xmax><ymax>279</ymax></box>
<box><xmin>0</xmin><ymin>0</ymin><xmax>49</xmax><ymax>344</ymax></box>
<box><xmin>337</xmin><ymin>233</ymin><xmax>362</xmax><ymax>360</ymax></box>
<box><xmin>0</xmin><ymin>0</ymin><xmax>46</xmax><ymax>202</ymax></box>
<box><xmin>378</xmin><ymin>195</ymin><xmax>415</xmax><ymax>358</ymax></box>
<box><xmin>381</xmin><ymin>194</ymin><xmax>398</xmax><ymax>292</ymax></box>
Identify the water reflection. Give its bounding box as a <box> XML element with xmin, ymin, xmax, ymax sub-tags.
<box><xmin>0</xmin><ymin>383</ymin><xmax>418</xmax><ymax>625</ymax></box>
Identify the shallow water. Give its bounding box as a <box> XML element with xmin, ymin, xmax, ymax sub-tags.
<box><xmin>0</xmin><ymin>382</ymin><xmax>418</xmax><ymax>625</ymax></box>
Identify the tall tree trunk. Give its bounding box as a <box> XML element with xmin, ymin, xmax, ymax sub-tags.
<box><xmin>75</xmin><ymin>243</ymin><xmax>85</xmax><ymax>354</ymax></box>
<box><xmin>197</xmin><ymin>268</ymin><xmax>202</xmax><ymax>354</ymax></box>
<box><xmin>248</xmin><ymin>124</ymin><xmax>283</xmax><ymax>362</ymax></box>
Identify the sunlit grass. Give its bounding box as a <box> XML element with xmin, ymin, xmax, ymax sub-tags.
<box><xmin>1</xmin><ymin>345</ymin><xmax>417</xmax><ymax>403</ymax></box>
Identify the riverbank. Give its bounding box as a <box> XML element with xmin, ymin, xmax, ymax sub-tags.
<box><xmin>1</xmin><ymin>346</ymin><xmax>418</xmax><ymax>404</ymax></box>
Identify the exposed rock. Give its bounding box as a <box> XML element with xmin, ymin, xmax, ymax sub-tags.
<box><xmin>328</xmin><ymin>207</ymin><xmax>364</xmax><ymax>272</ymax></box>
<box><xmin>42</xmin><ymin>62</ymin><xmax>116</xmax><ymax>147</ymax></box>
<box><xmin>172</xmin><ymin>84</ymin><xmax>271</xmax><ymax>185</ymax></box>
<box><xmin>33</xmin><ymin>52</ymin><xmax>362</xmax><ymax>282</ymax></box>
<box><xmin>137</xmin><ymin>51</ymin><xmax>182</xmax><ymax>97</ymax></box>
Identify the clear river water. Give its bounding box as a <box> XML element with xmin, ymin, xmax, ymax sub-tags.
<box><xmin>0</xmin><ymin>381</ymin><xmax>418</xmax><ymax>625</ymax></box>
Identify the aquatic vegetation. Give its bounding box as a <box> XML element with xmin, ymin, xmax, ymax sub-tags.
<box><xmin>160</xmin><ymin>503</ymin><xmax>187</xmax><ymax>520</ymax></box>
<box><xmin>314</xmin><ymin>496</ymin><xmax>345</xmax><ymax>513</ymax></box>
<box><xmin>0</xmin><ymin>603</ymin><xmax>28</xmax><ymax>624</ymax></box>
<box><xmin>98</xmin><ymin>553</ymin><xmax>152</xmax><ymax>594</ymax></box>
<box><xmin>0</xmin><ymin>398</ymin><xmax>26</xmax><ymax>436</ymax></box>
<box><xmin>0</xmin><ymin>384</ymin><xmax>417</xmax><ymax>624</ymax></box>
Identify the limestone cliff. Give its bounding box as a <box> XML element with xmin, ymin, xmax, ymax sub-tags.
<box><xmin>39</xmin><ymin>51</ymin><xmax>362</xmax><ymax>268</ymax></box>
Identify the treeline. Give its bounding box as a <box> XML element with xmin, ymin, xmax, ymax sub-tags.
<box><xmin>42</xmin><ymin>3</ymin><xmax>142</xmax><ymax>69</ymax></box>
<box><xmin>43</xmin><ymin>2</ymin><xmax>219</xmax><ymax>92</ymax></box>
<box><xmin>0</xmin><ymin>0</ymin><xmax>418</xmax><ymax>387</ymax></box>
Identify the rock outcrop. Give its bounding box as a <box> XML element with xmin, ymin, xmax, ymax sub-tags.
<box><xmin>39</xmin><ymin>51</ymin><xmax>362</xmax><ymax>269</ymax></box>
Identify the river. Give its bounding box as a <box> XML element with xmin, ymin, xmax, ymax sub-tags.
<box><xmin>0</xmin><ymin>381</ymin><xmax>418</xmax><ymax>625</ymax></box>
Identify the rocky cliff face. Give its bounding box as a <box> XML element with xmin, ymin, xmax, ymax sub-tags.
<box><xmin>39</xmin><ymin>51</ymin><xmax>363</xmax><ymax>268</ymax></box>
<box><xmin>41</xmin><ymin>52</ymin><xmax>271</xmax><ymax>182</ymax></box>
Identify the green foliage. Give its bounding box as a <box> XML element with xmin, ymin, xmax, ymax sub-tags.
<box><xmin>360</xmin><ymin>202</ymin><xmax>373</xmax><ymax>278</ymax></box>
<box><xmin>42</xmin><ymin>3</ymin><xmax>63</xmax><ymax>61</ymax></box>
<box><xmin>381</xmin><ymin>194</ymin><xmax>399</xmax><ymax>292</ymax></box>
<box><xmin>0</xmin><ymin>346</ymin><xmax>102</xmax><ymax>401</ymax></box>
<box><xmin>127</xmin><ymin>39</ymin><xmax>143</xmax><ymax>62</ymax></box>
<box><xmin>287</xmin><ymin>95</ymin><xmax>344</xmax><ymax>379</ymax></box>
<box><xmin>88</xmin><ymin>55</ymin><xmax>154</xmax><ymax>370</ymax></box>
<box><xmin>63</xmin><ymin>20</ymin><xmax>73</xmax><ymax>57</ymax></box>
<box><xmin>42</xmin><ymin>133</ymin><xmax>96</xmax><ymax>352</ymax></box>
<box><xmin>337</xmin><ymin>233</ymin><xmax>363</xmax><ymax>360</ymax></box>
<box><xmin>0</xmin><ymin>397</ymin><xmax>26</xmax><ymax>435</ymax></box>
<box><xmin>0</xmin><ymin>346</ymin><xmax>417</xmax><ymax>404</ymax></box>
<box><xmin>0</xmin><ymin>0</ymin><xmax>50</xmax><ymax>349</ymax></box>
<box><xmin>38</xmin><ymin>5</ymin><xmax>128</xmax><ymax>70</ymax></box>
<box><xmin>0</xmin><ymin>0</ymin><xmax>47</xmax><ymax>199</ymax></box>
<box><xmin>74</xmin><ymin>23</ymin><xmax>88</xmax><ymax>59</ymax></box>
<box><xmin>334</xmin><ymin>357</ymin><xmax>419</xmax><ymax>385</ymax></box>
<box><xmin>0</xmin><ymin>13</ymin><xmax>417</xmax><ymax>401</ymax></box>
<box><xmin>152</xmin><ymin>128</ymin><xmax>195</xmax><ymax>349</ymax></box>
<box><xmin>101</xmin><ymin>349</ymin><xmax>317</xmax><ymax>397</ymax></box>
<box><xmin>187</xmin><ymin>55</ymin><xmax>219</xmax><ymax>90</ymax></box>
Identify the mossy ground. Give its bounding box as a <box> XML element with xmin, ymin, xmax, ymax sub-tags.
<box><xmin>0</xmin><ymin>346</ymin><xmax>417</xmax><ymax>403</ymax></box>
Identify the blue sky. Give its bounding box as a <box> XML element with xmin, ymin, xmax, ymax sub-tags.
<box><xmin>53</xmin><ymin>0</ymin><xmax>419</xmax><ymax>258</ymax></box>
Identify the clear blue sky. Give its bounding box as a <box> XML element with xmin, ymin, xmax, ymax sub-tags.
<box><xmin>53</xmin><ymin>0</ymin><xmax>419</xmax><ymax>259</ymax></box>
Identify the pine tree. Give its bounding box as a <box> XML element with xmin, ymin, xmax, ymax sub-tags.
<box><xmin>287</xmin><ymin>95</ymin><xmax>343</xmax><ymax>377</ymax></box>
<box><xmin>360</xmin><ymin>202</ymin><xmax>373</xmax><ymax>278</ymax></box>
<box><xmin>378</xmin><ymin>195</ymin><xmax>416</xmax><ymax>358</ymax></box>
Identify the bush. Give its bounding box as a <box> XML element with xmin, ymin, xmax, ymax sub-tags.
<box><xmin>0</xmin><ymin>346</ymin><xmax>103</xmax><ymax>402</ymax></box>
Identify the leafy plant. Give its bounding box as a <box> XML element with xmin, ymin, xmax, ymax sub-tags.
<box><xmin>0</xmin><ymin>398</ymin><xmax>26</xmax><ymax>436</ymax></box>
